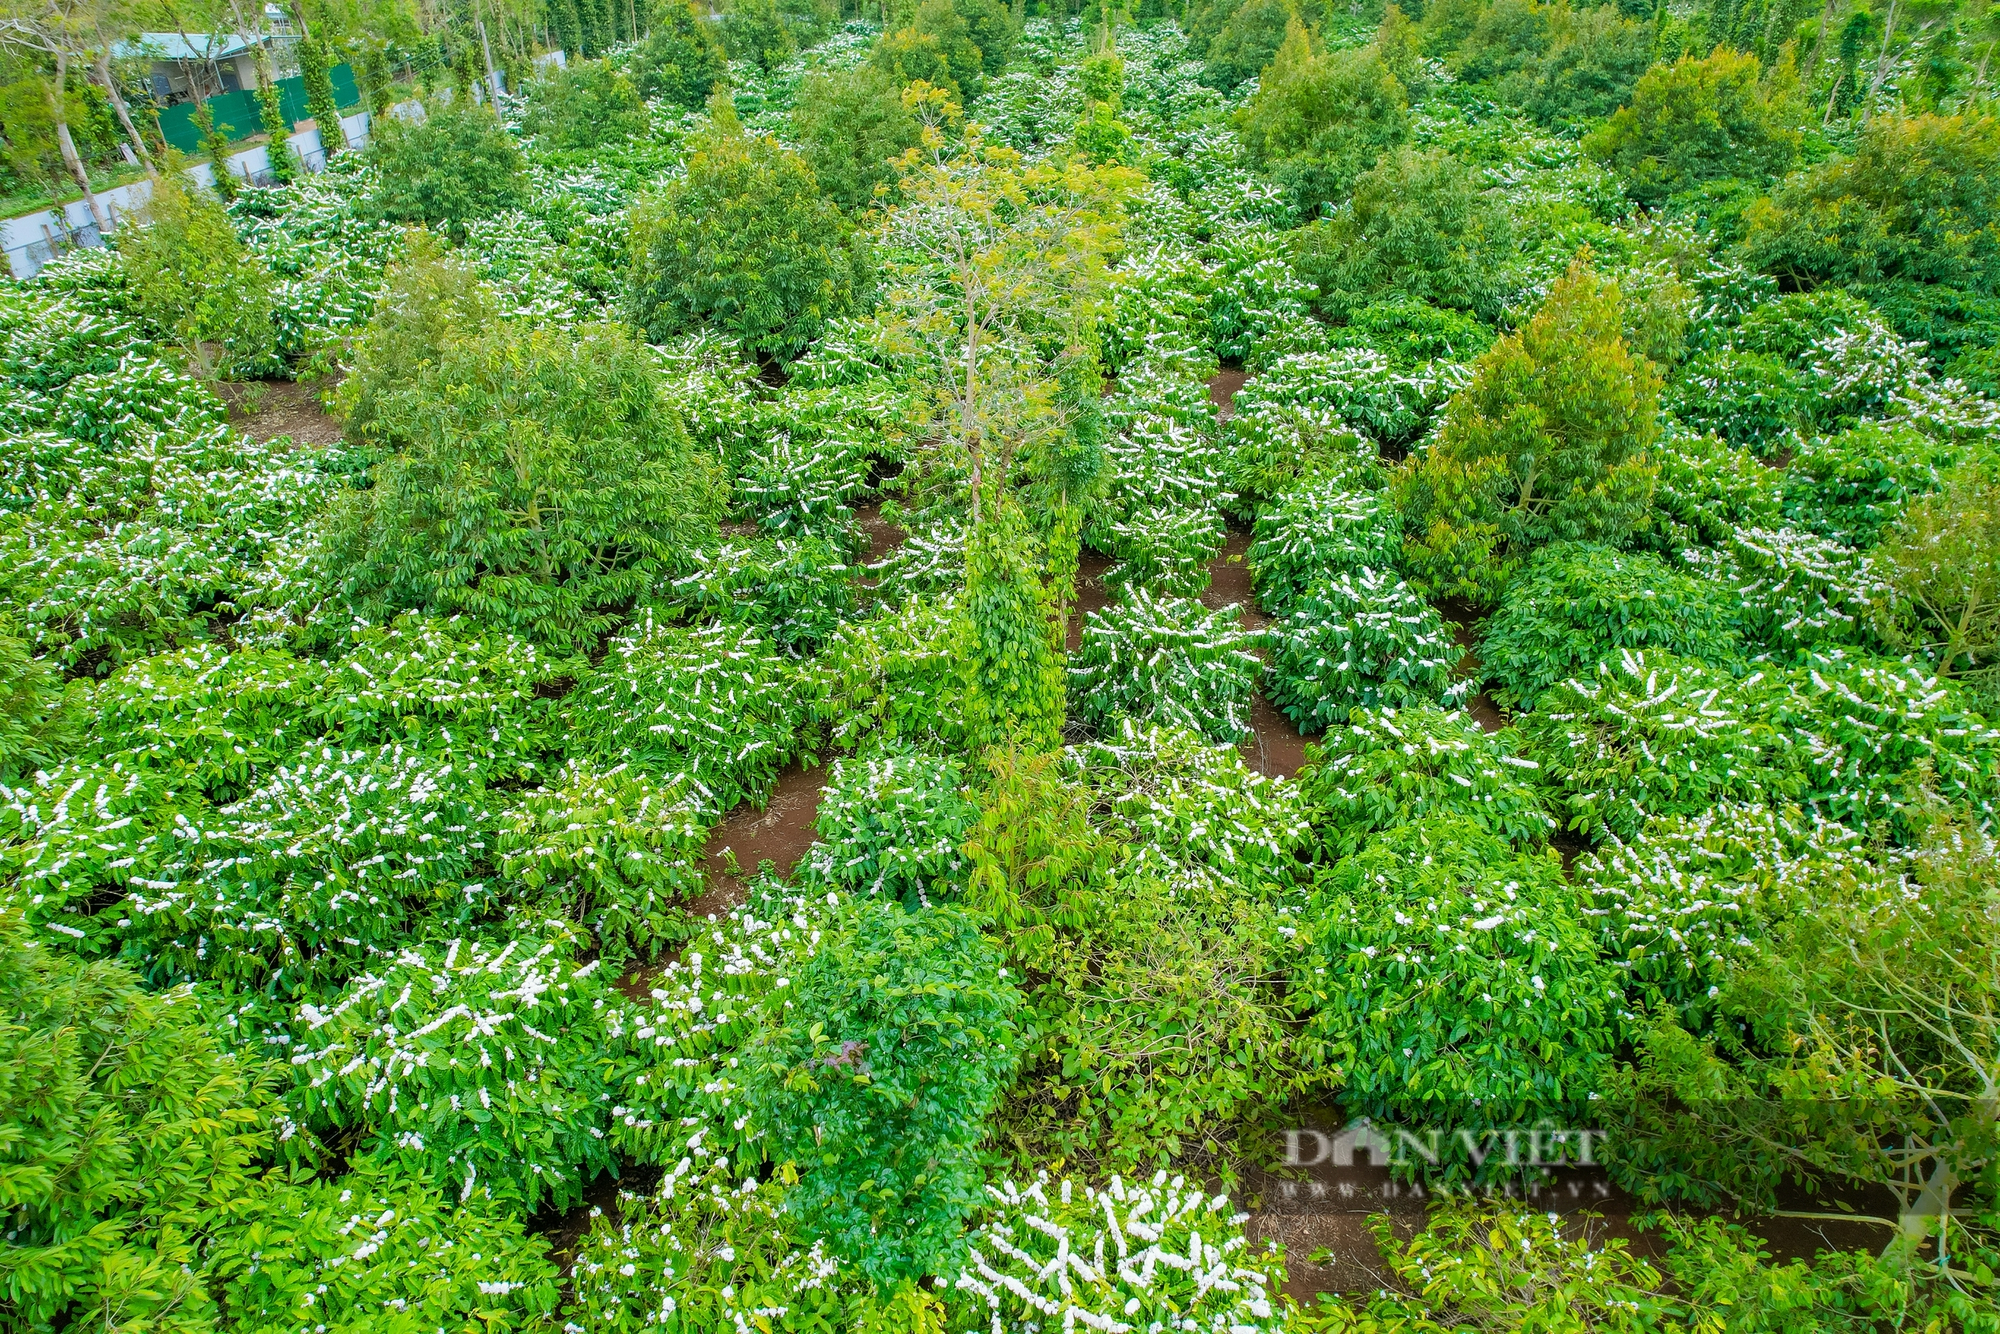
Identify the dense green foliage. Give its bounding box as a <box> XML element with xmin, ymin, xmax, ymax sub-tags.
<box><xmin>958</xmin><ymin>506</ymin><xmax>1067</xmax><ymax>753</ymax></box>
<box><xmin>1744</xmin><ymin>112</ymin><xmax>2000</xmax><ymax>293</ymax></box>
<box><xmin>1479</xmin><ymin>541</ymin><xmax>1743</xmax><ymax>708</ymax></box>
<box><xmin>522</xmin><ymin>60</ymin><xmax>651</xmax><ymax>150</ymax></box>
<box><xmin>1399</xmin><ymin>263</ymin><xmax>1662</xmax><ymax>603</ymax></box>
<box><xmin>117</xmin><ymin>171</ymin><xmax>275</xmax><ymax>377</ymax></box>
<box><xmin>792</xmin><ymin>66</ymin><xmax>924</xmax><ymax>212</ymax></box>
<box><xmin>631</xmin><ymin>0</ymin><xmax>731</xmax><ymax>108</ymax></box>
<box><xmin>368</xmin><ymin>98</ymin><xmax>528</xmax><ymax>233</ymax></box>
<box><xmin>628</xmin><ymin>105</ymin><xmax>869</xmax><ymax>359</ymax></box>
<box><xmin>0</xmin><ymin>912</ymin><xmax>276</xmax><ymax>1330</ymax></box>
<box><xmin>743</xmin><ymin>899</ymin><xmax>1021</xmax><ymax>1285</ymax></box>
<box><xmin>1293</xmin><ymin>147</ymin><xmax>1516</xmax><ymax>322</ymax></box>
<box><xmin>1297</xmin><ymin>818</ymin><xmax>1619</xmax><ymax>1153</ymax></box>
<box><xmin>1584</xmin><ymin>47</ymin><xmax>1800</xmax><ymax>205</ymax></box>
<box><xmin>5</xmin><ymin>4</ymin><xmax>2000</xmax><ymax>1328</ymax></box>
<box><xmin>1237</xmin><ymin>18</ymin><xmax>1409</xmax><ymax>216</ymax></box>
<box><xmin>327</xmin><ymin>316</ymin><xmax>724</xmax><ymax>652</ymax></box>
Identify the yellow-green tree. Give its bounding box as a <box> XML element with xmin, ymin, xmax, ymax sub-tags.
<box><xmin>873</xmin><ymin>91</ymin><xmax>1135</xmax><ymax>749</ymax></box>
<box><xmin>1874</xmin><ymin>463</ymin><xmax>2000</xmax><ymax>681</ymax></box>
<box><xmin>874</xmin><ymin>88</ymin><xmax>1135</xmax><ymax>527</ymax></box>
<box><xmin>1398</xmin><ymin>259</ymin><xmax>1661</xmax><ymax>604</ymax></box>
<box><xmin>1234</xmin><ymin>15</ymin><xmax>1409</xmax><ymax>216</ymax></box>
<box><xmin>1584</xmin><ymin>46</ymin><xmax>1800</xmax><ymax>206</ymax></box>
<box><xmin>117</xmin><ymin>165</ymin><xmax>275</xmax><ymax>379</ymax></box>
<box><xmin>1741</xmin><ymin>112</ymin><xmax>2000</xmax><ymax>294</ymax></box>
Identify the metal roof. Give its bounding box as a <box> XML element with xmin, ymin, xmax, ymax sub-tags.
<box><xmin>115</xmin><ymin>32</ymin><xmax>265</xmax><ymax>62</ymax></box>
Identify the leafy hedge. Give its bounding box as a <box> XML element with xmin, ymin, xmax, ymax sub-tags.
<box><xmin>1480</xmin><ymin>542</ymin><xmax>1743</xmax><ymax>710</ymax></box>
<box><xmin>1516</xmin><ymin>650</ymin><xmax>1800</xmax><ymax>842</ymax></box>
<box><xmin>1068</xmin><ymin>590</ymin><xmax>1265</xmax><ymax>743</ymax></box>
<box><xmin>1300</xmin><ymin>704</ymin><xmax>1553</xmax><ymax>857</ymax></box>
<box><xmin>1296</xmin><ymin>818</ymin><xmax>1621</xmax><ymax>1158</ymax></box>
<box><xmin>570</xmin><ymin>615</ymin><xmax>807</xmax><ymax>815</ymax></box>
<box><xmin>1268</xmin><ymin>567</ymin><xmax>1461</xmax><ymax>730</ymax></box>
<box><xmin>1247</xmin><ymin>482</ymin><xmax>1402</xmax><ymax>616</ymax></box>
<box><xmin>799</xmin><ymin>750</ymin><xmax>976</xmax><ymax>905</ymax></box>
<box><xmin>285</xmin><ymin>925</ymin><xmax>618</xmax><ymax>1213</ymax></box>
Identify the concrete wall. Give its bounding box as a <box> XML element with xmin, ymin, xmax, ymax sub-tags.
<box><xmin>2</xmin><ymin>108</ymin><xmax>373</xmax><ymax>280</ymax></box>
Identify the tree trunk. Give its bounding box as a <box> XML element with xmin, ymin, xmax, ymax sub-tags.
<box><xmin>1891</xmin><ymin>1155</ymin><xmax>1958</xmax><ymax>1257</ymax></box>
<box><xmin>93</xmin><ymin>50</ymin><xmax>159</xmax><ymax>180</ymax></box>
<box><xmin>1805</xmin><ymin>0</ymin><xmax>1840</xmax><ymax>75</ymax></box>
<box><xmin>1823</xmin><ymin>66</ymin><xmax>1845</xmax><ymax>125</ymax></box>
<box><xmin>478</xmin><ymin>12</ymin><xmax>499</xmax><ymax>96</ymax></box>
<box><xmin>1864</xmin><ymin>0</ymin><xmax>1900</xmax><ymax>122</ymax></box>
<box><xmin>1975</xmin><ymin>39</ymin><xmax>1994</xmax><ymax>98</ymax></box>
<box><xmin>48</xmin><ymin>52</ymin><xmax>111</xmax><ymax>236</ymax></box>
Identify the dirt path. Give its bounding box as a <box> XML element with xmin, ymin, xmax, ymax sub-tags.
<box><xmin>1209</xmin><ymin>367</ymin><xmax>1249</xmax><ymax>421</ymax></box>
<box><xmin>1199</xmin><ymin>527</ymin><xmax>1313</xmax><ymax>778</ymax></box>
<box><xmin>1205</xmin><ymin>371</ymin><xmax>1316</xmax><ymax>779</ymax></box>
<box><xmin>1438</xmin><ymin>598</ymin><xmax>1507</xmax><ymax>733</ymax></box>
<box><xmin>853</xmin><ymin>501</ymin><xmax>903</xmax><ymax>566</ymax></box>
<box><xmin>696</xmin><ymin>762</ymin><xmax>827</xmax><ymax>915</ymax></box>
<box><xmin>219</xmin><ymin>378</ymin><xmax>345</xmax><ymax>445</ymax></box>
<box><xmin>1065</xmin><ymin>547</ymin><xmax>1117</xmax><ymax>650</ymax></box>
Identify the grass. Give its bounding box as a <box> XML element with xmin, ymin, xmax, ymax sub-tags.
<box><xmin>0</xmin><ymin>163</ymin><xmax>154</xmax><ymax>223</ymax></box>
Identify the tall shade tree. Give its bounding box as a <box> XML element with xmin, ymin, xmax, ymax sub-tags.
<box><xmin>1290</xmin><ymin>145</ymin><xmax>1515</xmax><ymax>322</ymax></box>
<box><xmin>1397</xmin><ymin>259</ymin><xmax>1661</xmax><ymax>604</ymax></box>
<box><xmin>1583</xmin><ymin>46</ymin><xmax>1800</xmax><ymax>206</ymax></box>
<box><xmin>1742</xmin><ymin>112</ymin><xmax>2000</xmax><ymax>294</ymax></box>
<box><xmin>1234</xmin><ymin>15</ymin><xmax>1409</xmax><ymax>217</ymax></box>
<box><xmin>627</xmin><ymin>95</ymin><xmax>869</xmax><ymax>360</ymax></box>
<box><xmin>116</xmin><ymin>166</ymin><xmax>275</xmax><ymax>379</ymax></box>
<box><xmin>958</xmin><ymin>502</ymin><xmax>1068</xmax><ymax>752</ymax></box>
<box><xmin>0</xmin><ymin>0</ymin><xmax>125</xmax><ymax>231</ymax></box>
<box><xmin>870</xmin><ymin>97</ymin><xmax>1132</xmax><ymax>753</ymax></box>
<box><xmin>327</xmin><ymin>314</ymin><xmax>726</xmax><ymax>653</ymax></box>
<box><xmin>629</xmin><ymin>0</ymin><xmax>727</xmax><ymax>108</ymax></box>
<box><xmin>522</xmin><ymin>57</ymin><xmax>648</xmax><ymax>150</ymax></box>
<box><xmin>368</xmin><ymin>94</ymin><xmax>527</xmax><ymax>233</ymax></box>
<box><xmin>1873</xmin><ymin>463</ymin><xmax>2000</xmax><ymax>680</ymax></box>
<box><xmin>872</xmin><ymin>92</ymin><xmax>1136</xmax><ymax>526</ymax></box>
<box><xmin>742</xmin><ymin>900</ymin><xmax>1022</xmax><ymax>1287</ymax></box>
<box><xmin>790</xmin><ymin>62</ymin><xmax>922</xmax><ymax>212</ymax></box>
<box><xmin>88</xmin><ymin>24</ymin><xmax>155</xmax><ymax>177</ymax></box>
<box><xmin>0</xmin><ymin>908</ymin><xmax>280</xmax><ymax>1332</ymax></box>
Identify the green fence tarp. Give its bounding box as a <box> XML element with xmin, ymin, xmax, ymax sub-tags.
<box><xmin>159</xmin><ymin>64</ymin><xmax>361</xmax><ymax>153</ymax></box>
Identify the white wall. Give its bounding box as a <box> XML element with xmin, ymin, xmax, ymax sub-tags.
<box><xmin>3</xmin><ymin>108</ymin><xmax>373</xmax><ymax>279</ymax></box>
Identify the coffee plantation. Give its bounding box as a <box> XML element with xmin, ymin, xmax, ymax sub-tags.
<box><xmin>2</xmin><ymin>3</ymin><xmax>1998</xmax><ymax>1331</ymax></box>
